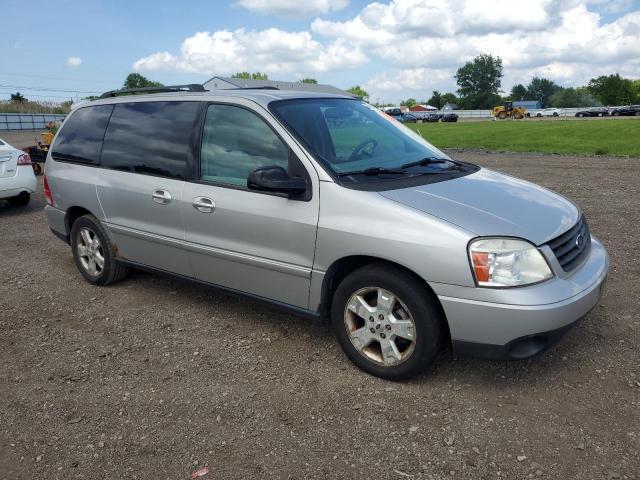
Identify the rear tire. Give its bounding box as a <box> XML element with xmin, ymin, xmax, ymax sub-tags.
<box><xmin>70</xmin><ymin>214</ymin><xmax>129</xmax><ymax>286</ymax></box>
<box><xmin>331</xmin><ymin>263</ymin><xmax>445</xmax><ymax>380</ymax></box>
<box><xmin>7</xmin><ymin>192</ymin><xmax>30</xmax><ymax>207</ymax></box>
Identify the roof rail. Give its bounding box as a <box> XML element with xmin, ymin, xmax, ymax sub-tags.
<box><xmin>98</xmin><ymin>84</ymin><xmax>206</xmax><ymax>99</ymax></box>
<box><xmin>228</xmin><ymin>86</ymin><xmax>280</xmax><ymax>90</ymax></box>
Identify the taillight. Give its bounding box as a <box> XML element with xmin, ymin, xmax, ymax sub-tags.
<box><xmin>17</xmin><ymin>153</ymin><xmax>32</xmax><ymax>165</ymax></box>
<box><xmin>43</xmin><ymin>175</ymin><xmax>53</xmax><ymax>205</ymax></box>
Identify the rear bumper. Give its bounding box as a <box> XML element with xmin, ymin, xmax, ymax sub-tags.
<box><xmin>46</xmin><ymin>204</ymin><xmax>69</xmax><ymax>243</ymax></box>
<box><xmin>435</xmin><ymin>237</ymin><xmax>608</xmax><ymax>359</ymax></box>
<box><xmin>0</xmin><ymin>166</ymin><xmax>37</xmax><ymax>199</ymax></box>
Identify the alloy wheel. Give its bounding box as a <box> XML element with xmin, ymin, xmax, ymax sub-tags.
<box><xmin>76</xmin><ymin>227</ymin><xmax>105</xmax><ymax>277</ymax></box>
<box><xmin>343</xmin><ymin>287</ymin><xmax>417</xmax><ymax>366</ymax></box>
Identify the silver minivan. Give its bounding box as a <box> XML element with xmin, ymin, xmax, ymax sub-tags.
<box><xmin>45</xmin><ymin>85</ymin><xmax>608</xmax><ymax>379</ymax></box>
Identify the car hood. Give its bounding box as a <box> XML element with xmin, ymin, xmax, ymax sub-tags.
<box><xmin>379</xmin><ymin>168</ymin><xmax>579</xmax><ymax>245</ymax></box>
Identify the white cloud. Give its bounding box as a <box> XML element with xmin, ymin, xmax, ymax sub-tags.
<box><xmin>316</xmin><ymin>1</ymin><xmax>640</xmax><ymax>93</ymax></box>
<box><xmin>236</xmin><ymin>0</ymin><xmax>349</xmax><ymax>17</ymax></box>
<box><xmin>133</xmin><ymin>0</ymin><xmax>640</xmax><ymax>101</ymax></box>
<box><xmin>133</xmin><ymin>28</ymin><xmax>366</xmax><ymax>76</ymax></box>
<box><xmin>66</xmin><ymin>56</ymin><xmax>82</xmax><ymax>67</ymax></box>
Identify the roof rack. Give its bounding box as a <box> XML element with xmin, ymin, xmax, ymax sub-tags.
<box><xmin>98</xmin><ymin>84</ymin><xmax>206</xmax><ymax>99</ymax></box>
<box><xmin>226</xmin><ymin>86</ymin><xmax>280</xmax><ymax>91</ymax></box>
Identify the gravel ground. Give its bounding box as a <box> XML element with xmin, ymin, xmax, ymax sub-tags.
<box><xmin>1</xmin><ymin>138</ymin><xmax>639</xmax><ymax>479</ymax></box>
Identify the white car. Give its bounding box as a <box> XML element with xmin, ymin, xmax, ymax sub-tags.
<box><xmin>535</xmin><ymin>108</ymin><xmax>562</xmax><ymax>117</ymax></box>
<box><xmin>0</xmin><ymin>138</ymin><xmax>37</xmax><ymax>206</ymax></box>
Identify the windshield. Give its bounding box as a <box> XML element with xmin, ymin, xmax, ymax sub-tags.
<box><xmin>269</xmin><ymin>98</ymin><xmax>451</xmax><ymax>176</ymax></box>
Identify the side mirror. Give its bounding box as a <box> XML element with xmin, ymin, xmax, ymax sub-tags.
<box><xmin>247</xmin><ymin>166</ymin><xmax>307</xmax><ymax>196</ymax></box>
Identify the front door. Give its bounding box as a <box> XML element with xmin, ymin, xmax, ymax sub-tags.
<box><xmin>182</xmin><ymin>101</ymin><xmax>319</xmax><ymax>309</ymax></box>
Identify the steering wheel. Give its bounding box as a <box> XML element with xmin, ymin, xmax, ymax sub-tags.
<box><xmin>348</xmin><ymin>138</ymin><xmax>378</xmax><ymax>162</ymax></box>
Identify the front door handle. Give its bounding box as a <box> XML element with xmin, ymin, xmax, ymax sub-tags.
<box><xmin>152</xmin><ymin>189</ymin><xmax>172</xmax><ymax>205</ymax></box>
<box><xmin>192</xmin><ymin>196</ymin><xmax>215</xmax><ymax>213</ymax></box>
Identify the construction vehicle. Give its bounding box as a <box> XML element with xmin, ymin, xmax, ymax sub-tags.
<box><xmin>22</xmin><ymin>132</ymin><xmax>54</xmax><ymax>175</ymax></box>
<box><xmin>492</xmin><ymin>101</ymin><xmax>528</xmax><ymax>119</ymax></box>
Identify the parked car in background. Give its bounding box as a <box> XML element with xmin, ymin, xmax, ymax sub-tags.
<box><xmin>399</xmin><ymin>113</ymin><xmax>417</xmax><ymax>123</ymax></box>
<box><xmin>385</xmin><ymin>108</ymin><xmax>403</xmax><ymax>119</ymax></box>
<box><xmin>426</xmin><ymin>113</ymin><xmax>440</xmax><ymax>122</ymax></box>
<box><xmin>45</xmin><ymin>87</ymin><xmax>608</xmax><ymax>380</ymax></box>
<box><xmin>0</xmin><ymin>138</ymin><xmax>37</xmax><ymax>206</ymax></box>
<box><xmin>441</xmin><ymin>113</ymin><xmax>459</xmax><ymax>122</ymax></box>
<box><xmin>575</xmin><ymin>107</ymin><xmax>610</xmax><ymax>118</ymax></box>
<box><xmin>535</xmin><ymin>108</ymin><xmax>562</xmax><ymax>117</ymax></box>
<box><xmin>610</xmin><ymin>105</ymin><xmax>640</xmax><ymax>116</ymax></box>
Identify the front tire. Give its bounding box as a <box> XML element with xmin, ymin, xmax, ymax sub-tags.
<box><xmin>71</xmin><ymin>214</ymin><xmax>129</xmax><ymax>286</ymax></box>
<box><xmin>331</xmin><ymin>263</ymin><xmax>445</xmax><ymax>380</ymax></box>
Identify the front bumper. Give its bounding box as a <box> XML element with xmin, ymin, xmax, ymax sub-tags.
<box><xmin>433</xmin><ymin>237</ymin><xmax>608</xmax><ymax>359</ymax></box>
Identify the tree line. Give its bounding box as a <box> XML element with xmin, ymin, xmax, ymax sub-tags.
<box><xmin>8</xmin><ymin>66</ymin><xmax>638</xmax><ymax>114</ymax></box>
<box><xmin>396</xmin><ymin>54</ymin><xmax>640</xmax><ymax>110</ymax></box>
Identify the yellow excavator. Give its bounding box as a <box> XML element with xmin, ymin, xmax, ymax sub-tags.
<box><xmin>492</xmin><ymin>101</ymin><xmax>528</xmax><ymax>119</ymax></box>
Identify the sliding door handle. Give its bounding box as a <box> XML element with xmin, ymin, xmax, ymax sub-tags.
<box><xmin>152</xmin><ymin>189</ymin><xmax>172</xmax><ymax>205</ymax></box>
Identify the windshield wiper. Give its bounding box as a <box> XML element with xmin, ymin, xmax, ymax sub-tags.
<box><xmin>400</xmin><ymin>157</ymin><xmax>450</xmax><ymax>169</ymax></box>
<box><xmin>337</xmin><ymin>166</ymin><xmax>416</xmax><ymax>177</ymax></box>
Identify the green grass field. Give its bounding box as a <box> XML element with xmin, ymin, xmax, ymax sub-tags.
<box><xmin>407</xmin><ymin>119</ymin><xmax>640</xmax><ymax>157</ymax></box>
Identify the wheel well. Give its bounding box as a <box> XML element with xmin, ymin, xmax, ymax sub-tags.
<box><xmin>65</xmin><ymin>206</ymin><xmax>92</xmax><ymax>235</ymax></box>
<box><xmin>319</xmin><ymin>256</ymin><xmax>451</xmax><ymax>343</ymax></box>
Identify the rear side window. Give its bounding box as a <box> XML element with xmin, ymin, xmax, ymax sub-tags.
<box><xmin>101</xmin><ymin>101</ymin><xmax>199</xmax><ymax>179</ymax></box>
<box><xmin>51</xmin><ymin>105</ymin><xmax>113</xmax><ymax>165</ymax></box>
<box><xmin>200</xmin><ymin>104</ymin><xmax>289</xmax><ymax>187</ymax></box>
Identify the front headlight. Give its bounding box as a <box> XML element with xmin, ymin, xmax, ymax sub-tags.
<box><xmin>468</xmin><ymin>238</ymin><xmax>553</xmax><ymax>287</ymax></box>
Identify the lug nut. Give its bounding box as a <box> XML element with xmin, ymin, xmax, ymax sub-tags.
<box><xmin>385</xmin><ymin>324</ymin><xmax>391</xmax><ymax>330</ymax></box>
<box><xmin>370</xmin><ymin>328</ymin><xmax>375</xmax><ymax>333</ymax></box>
<box><xmin>378</xmin><ymin>314</ymin><xmax>384</xmax><ymax>320</ymax></box>
<box><xmin>380</xmin><ymin>332</ymin><xmax>386</xmax><ymax>339</ymax></box>
<box><xmin>369</xmin><ymin>316</ymin><xmax>374</xmax><ymax>322</ymax></box>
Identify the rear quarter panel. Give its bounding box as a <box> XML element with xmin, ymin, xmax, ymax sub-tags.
<box><xmin>45</xmin><ymin>157</ymin><xmax>105</xmax><ymax>223</ymax></box>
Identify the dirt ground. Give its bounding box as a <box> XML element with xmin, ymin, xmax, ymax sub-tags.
<box><xmin>1</xmin><ymin>132</ymin><xmax>638</xmax><ymax>479</ymax></box>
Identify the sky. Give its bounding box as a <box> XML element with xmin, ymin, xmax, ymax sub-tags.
<box><xmin>2</xmin><ymin>0</ymin><xmax>639</xmax><ymax>104</ymax></box>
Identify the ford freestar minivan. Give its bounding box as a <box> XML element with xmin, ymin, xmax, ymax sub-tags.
<box><xmin>44</xmin><ymin>85</ymin><xmax>608</xmax><ymax>379</ymax></box>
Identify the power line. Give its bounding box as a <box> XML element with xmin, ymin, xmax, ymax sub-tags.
<box><xmin>0</xmin><ymin>72</ymin><xmax>119</xmax><ymax>85</ymax></box>
<box><xmin>0</xmin><ymin>84</ymin><xmax>101</xmax><ymax>94</ymax></box>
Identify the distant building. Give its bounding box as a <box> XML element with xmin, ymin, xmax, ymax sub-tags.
<box><xmin>409</xmin><ymin>104</ymin><xmax>437</xmax><ymax>111</ymax></box>
<box><xmin>513</xmin><ymin>100</ymin><xmax>541</xmax><ymax>109</ymax></box>
<box><xmin>202</xmin><ymin>76</ymin><xmax>355</xmax><ymax>97</ymax></box>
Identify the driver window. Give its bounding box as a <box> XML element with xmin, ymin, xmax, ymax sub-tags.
<box><xmin>201</xmin><ymin>104</ymin><xmax>289</xmax><ymax>187</ymax></box>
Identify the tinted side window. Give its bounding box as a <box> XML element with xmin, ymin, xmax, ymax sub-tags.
<box><xmin>101</xmin><ymin>101</ymin><xmax>199</xmax><ymax>180</ymax></box>
<box><xmin>51</xmin><ymin>105</ymin><xmax>113</xmax><ymax>165</ymax></box>
<box><xmin>200</xmin><ymin>104</ymin><xmax>289</xmax><ymax>187</ymax></box>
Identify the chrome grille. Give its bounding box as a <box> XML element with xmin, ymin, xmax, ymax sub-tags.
<box><xmin>545</xmin><ymin>216</ymin><xmax>591</xmax><ymax>272</ymax></box>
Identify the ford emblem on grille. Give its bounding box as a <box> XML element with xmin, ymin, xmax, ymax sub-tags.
<box><xmin>575</xmin><ymin>233</ymin><xmax>584</xmax><ymax>248</ymax></box>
